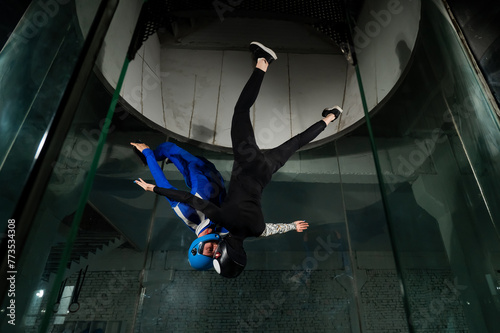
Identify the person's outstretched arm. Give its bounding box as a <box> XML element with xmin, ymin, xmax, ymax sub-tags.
<box><xmin>134</xmin><ymin>178</ymin><xmax>222</xmax><ymax>221</ymax></box>
<box><xmin>131</xmin><ymin>142</ymin><xmax>175</xmax><ymax>190</ymax></box>
<box><xmin>259</xmin><ymin>220</ymin><xmax>309</xmax><ymax>237</ymax></box>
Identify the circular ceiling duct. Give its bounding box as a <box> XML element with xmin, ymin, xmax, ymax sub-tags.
<box><xmin>77</xmin><ymin>0</ymin><xmax>421</xmax><ymax>151</ymax></box>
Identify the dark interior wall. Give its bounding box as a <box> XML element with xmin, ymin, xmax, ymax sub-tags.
<box><xmin>0</xmin><ymin>0</ymin><xmax>32</xmax><ymax>49</ymax></box>
<box><xmin>446</xmin><ymin>0</ymin><xmax>500</xmax><ymax>107</ymax></box>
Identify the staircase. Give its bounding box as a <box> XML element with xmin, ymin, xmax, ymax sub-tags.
<box><xmin>42</xmin><ymin>204</ymin><xmax>129</xmax><ymax>281</ymax></box>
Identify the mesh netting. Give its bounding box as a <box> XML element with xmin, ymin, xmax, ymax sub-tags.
<box><xmin>128</xmin><ymin>0</ymin><xmax>351</xmax><ymax>59</ymax></box>
<box><xmin>128</xmin><ymin>0</ymin><xmax>172</xmax><ymax>59</ymax></box>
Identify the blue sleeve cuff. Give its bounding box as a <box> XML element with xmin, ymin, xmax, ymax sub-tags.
<box><xmin>142</xmin><ymin>148</ymin><xmax>154</xmax><ymax>157</ymax></box>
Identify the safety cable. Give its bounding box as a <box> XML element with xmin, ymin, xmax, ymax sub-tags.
<box><xmin>338</xmin><ymin>3</ymin><xmax>415</xmax><ymax>331</ymax></box>
<box><xmin>335</xmin><ymin>142</ymin><xmax>364</xmax><ymax>332</ymax></box>
<box><xmin>130</xmin><ymin>156</ymin><xmax>164</xmax><ymax>330</ymax></box>
<box><xmin>69</xmin><ymin>266</ymin><xmax>88</xmax><ymax>313</ymax></box>
<box><xmin>52</xmin><ymin>278</ymin><xmax>67</xmax><ymax>313</ymax></box>
<box><xmin>41</xmin><ymin>0</ymin><xmax>154</xmax><ymax>329</ymax></box>
<box><xmin>39</xmin><ymin>37</ymin><xmax>131</xmax><ymax>333</ymax></box>
<box><xmin>352</xmin><ymin>62</ymin><xmax>416</xmax><ymax>333</ymax></box>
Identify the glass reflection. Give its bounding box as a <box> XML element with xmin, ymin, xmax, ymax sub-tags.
<box><xmin>358</xmin><ymin>1</ymin><xmax>500</xmax><ymax>332</ymax></box>
<box><xmin>3</xmin><ymin>0</ymin><xmax>500</xmax><ymax>332</ymax></box>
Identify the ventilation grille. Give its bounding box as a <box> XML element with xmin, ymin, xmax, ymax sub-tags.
<box><xmin>128</xmin><ymin>0</ymin><xmax>351</xmax><ymax>59</ymax></box>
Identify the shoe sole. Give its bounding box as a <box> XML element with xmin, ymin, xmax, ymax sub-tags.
<box><xmin>322</xmin><ymin>106</ymin><xmax>343</xmax><ymax>118</ymax></box>
<box><xmin>327</xmin><ymin>106</ymin><xmax>343</xmax><ymax>113</ymax></box>
<box><xmin>250</xmin><ymin>41</ymin><xmax>278</xmax><ymax>61</ymax></box>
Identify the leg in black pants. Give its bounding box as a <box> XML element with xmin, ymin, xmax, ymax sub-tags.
<box><xmin>264</xmin><ymin>120</ymin><xmax>326</xmax><ymax>174</ymax></box>
<box><xmin>231</xmin><ymin>68</ymin><xmax>266</xmax><ymax>171</ymax></box>
<box><xmin>230</xmin><ymin>66</ymin><xmax>329</xmax><ymax>186</ymax></box>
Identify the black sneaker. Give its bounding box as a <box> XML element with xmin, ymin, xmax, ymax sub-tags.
<box><xmin>249</xmin><ymin>42</ymin><xmax>277</xmax><ymax>64</ymax></box>
<box><xmin>322</xmin><ymin>106</ymin><xmax>343</xmax><ymax>120</ymax></box>
<box><xmin>132</xmin><ymin>140</ymin><xmax>148</xmax><ymax>166</ymax></box>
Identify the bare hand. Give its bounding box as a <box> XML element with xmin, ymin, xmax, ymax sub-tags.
<box><xmin>294</xmin><ymin>220</ymin><xmax>309</xmax><ymax>232</ymax></box>
<box><xmin>134</xmin><ymin>178</ymin><xmax>155</xmax><ymax>192</ymax></box>
<box><xmin>130</xmin><ymin>142</ymin><xmax>150</xmax><ymax>152</ymax></box>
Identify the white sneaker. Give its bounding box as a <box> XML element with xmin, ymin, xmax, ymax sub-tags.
<box><xmin>249</xmin><ymin>41</ymin><xmax>278</xmax><ymax>64</ymax></box>
<box><xmin>322</xmin><ymin>106</ymin><xmax>343</xmax><ymax>119</ymax></box>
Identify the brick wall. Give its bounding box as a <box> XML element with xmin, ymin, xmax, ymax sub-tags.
<box><xmin>28</xmin><ymin>268</ymin><xmax>473</xmax><ymax>332</ymax></box>
<box><xmin>404</xmin><ymin>270</ymin><xmax>468</xmax><ymax>332</ymax></box>
<box><xmin>132</xmin><ymin>268</ymin><xmax>469</xmax><ymax>332</ymax></box>
<box><xmin>135</xmin><ymin>270</ymin><xmax>352</xmax><ymax>333</ymax></box>
<box><xmin>64</xmin><ymin>270</ymin><xmax>140</xmax><ymax>322</ymax></box>
<box><xmin>360</xmin><ymin>270</ymin><xmax>407</xmax><ymax>332</ymax></box>
<box><xmin>24</xmin><ymin>270</ymin><xmax>140</xmax><ymax>333</ymax></box>
<box><xmin>359</xmin><ymin>269</ymin><xmax>468</xmax><ymax>333</ymax></box>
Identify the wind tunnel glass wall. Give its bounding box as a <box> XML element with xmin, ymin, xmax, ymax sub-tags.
<box><xmin>0</xmin><ymin>0</ymin><xmax>151</xmax><ymax>332</ymax></box>
<box><xmin>354</xmin><ymin>0</ymin><xmax>500</xmax><ymax>332</ymax></box>
<box><xmin>0</xmin><ymin>0</ymin><xmax>101</xmax><ymax>227</ymax></box>
<box><xmin>8</xmin><ymin>74</ymin><xmax>161</xmax><ymax>332</ymax></box>
<box><xmin>11</xmin><ymin>0</ymin><xmax>500</xmax><ymax>332</ymax></box>
<box><xmin>2</xmin><ymin>5</ymin><xmax>408</xmax><ymax>333</ymax></box>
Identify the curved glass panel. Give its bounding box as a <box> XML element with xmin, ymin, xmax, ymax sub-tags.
<box><xmin>0</xmin><ymin>0</ymin><xmax>101</xmax><ymax>227</ymax></box>
<box><xmin>4</xmin><ymin>1</ymin><xmax>500</xmax><ymax>332</ymax></box>
<box><xmin>355</xmin><ymin>1</ymin><xmax>500</xmax><ymax>331</ymax></box>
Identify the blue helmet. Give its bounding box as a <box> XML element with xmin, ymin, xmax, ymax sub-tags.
<box><xmin>188</xmin><ymin>234</ymin><xmax>220</xmax><ymax>270</ymax></box>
